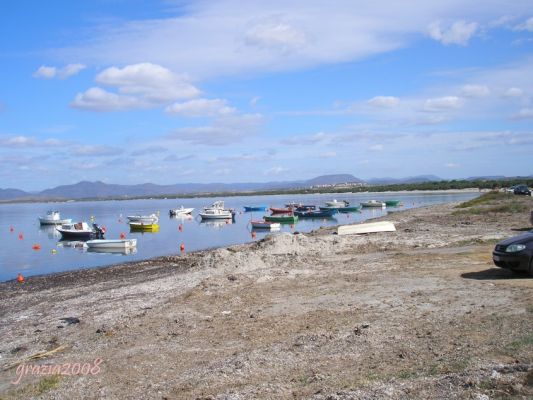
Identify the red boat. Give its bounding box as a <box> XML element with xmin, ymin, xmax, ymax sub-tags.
<box><xmin>269</xmin><ymin>207</ymin><xmax>293</xmax><ymax>214</ymax></box>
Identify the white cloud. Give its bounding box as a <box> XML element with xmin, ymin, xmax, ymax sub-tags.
<box><xmin>319</xmin><ymin>151</ymin><xmax>337</xmax><ymax>158</ymax></box>
<box><xmin>367</xmin><ymin>96</ymin><xmax>400</xmax><ymax>107</ymax></box>
<box><xmin>512</xmin><ymin>108</ymin><xmax>533</xmax><ymax>119</ymax></box>
<box><xmin>444</xmin><ymin>163</ymin><xmax>460</xmax><ymax>168</ymax></box>
<box><xmin>514</xmin><ymin>17</ymin><xmax>533</xmax><ymax>31</ymax></box>
<box><xmin>424</xmin><ymin>96</ymin><xmax>463</xmax><ymax>111</ymax></box>
<box><xmin>74</xmin><ymin>145</ymin><xmax>123</xmax><ymax>156</ymax></box>
<box><xmin>165</xmin><ymin>98</ymin><xmax>235</xmax><ymax>117</ymax></box>
<box><xmin>264</xmin><ymin>166</ymin><xmax>288</xmax><ymax>176</ymax></box>
<box><xmin>33</xmin><ymin>63</ymin><xmax>86</xmax><ymax>79</ymax></box>
<box><xmin>281</xmin><ymin>132</ymin><xmax>330</xmax><ymax>145</ymax></box>
<box><xmin>428</xmin><ymin>20</ymin><xmax>478</xmax><ymax>45</ymax></box>
<box><xmin>369</xmin><ymin>144</ymin><xmax>384</xmax><ymax>151</ymax></box>
<box><xmin>460</xmin><ymin>84</ymin><xmax>490</xmax><ymax>97</ymax></box>
<box><xmin>245</xmin><ymin>21</ymin><xmax>307</xmax><ymax>52</ymax></box>
<box><xmin>166</xmin><ymin>113</ymin><xmax>263</xmax><ymax>145</ymax></box>
<box><xmin>0</xmin><ymin>135</ymin><xmax>36</xmax><ymax>147</ymax></box>
<box><xmin>503</xmin><ymin>87</ymin><xmax>524</xmax><ymax>97</ymax></box>
<box><xmin>72</xmin><ymin>63</ymin><xmax>200</xmax><ymax>111</ymax></box>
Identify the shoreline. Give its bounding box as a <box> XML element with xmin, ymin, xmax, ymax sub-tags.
<box><xmin>1</xmin><ymin>199</ymin><xmax>532</xmax><ymax>398</ymax></box>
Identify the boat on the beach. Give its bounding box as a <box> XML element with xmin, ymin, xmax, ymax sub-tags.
<box><xmin>244</xmin><ymin>205</ymin><xmax>268</xmax><ymax>212</ymax></box>
<box><xmin>39</xmin><ymin>211</ymin><xmax>72</xmax><ymax>225</ymax></box>
<box><xmin>325</xmin><ymin>199</ymin><xmax>349</xmax><ymax>208</ymax></box>
<box><xmin>360</xmin><ymin>200</ymin><xmax>386</xmax><ymax>208</ymax></box>
<box><xmin>169</xmin><ymin>206</ymin><xmax>194</xmax><ymax>216</ymax></box>
<box><xmin>127</xmin><ymin>214</ymin><xmax>159</xmax><ymax>224</ymax></box>
<box><xmin>264</xmin><ymin>215</ymin><xmax>298</xmax><ymax>223</ymax></box>
<box><xmin>337</xmin><ymin>221</ymin><xmax>396</xmax><ymax>235</ymax></box>
<box><xmin>199</xmin><ymin>201</ymin><xmax>234</xmax><ymax>220</ymax></box>
<box><xmin>384</xmin><ymin>200</ymin><xmax>401</xmax><ymax>207</ymax></box>
<box><xmin>86</xmin><ymin>238</ymin><xmax>137</xmax><ymax>249</ymax></box>
<box><xmin>294</xmin><ymin>209</ymin><xmax>337</xmax><ymax>218</ymax></box>
<box><xmin>250</xmin><ymin>220</ymin><xmax>281</xmax><ymax>230</ymax></box>
<box><xmin>56</xmin><ymin>222</ymin><xmax>105</xmax><ymax>240</ymax></box>
<box><xmin>129</xmin><ymin>222</ymin><xmax>160</xmax><ymax>232</ymax></box>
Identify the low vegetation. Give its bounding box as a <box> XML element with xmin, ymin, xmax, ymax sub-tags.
<box><xmin>454</xmin><ymin>191</ymin><xmax>532</xmax><ymax>215</ymax></box>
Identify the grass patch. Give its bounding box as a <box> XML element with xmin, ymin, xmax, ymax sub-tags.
<box><xmin>36</xmin><ymin>374</ymin><xmax>61</xmax><ymax>395</ymax></box>
<box><xmin>504</xmin><ymin>333</ymin><xmax>533</xmax><ymax>355</ymax></box>
<box><xmin>456</xmin><ymin>192</ymin><xmax>509</xmax><ymax>208</ymax></box>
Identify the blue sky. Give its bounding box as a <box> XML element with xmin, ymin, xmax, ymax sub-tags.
<box><xmin>1</xmin><ymin>0</ymin><xmax>532</xmax><ymax>191</ymax></box>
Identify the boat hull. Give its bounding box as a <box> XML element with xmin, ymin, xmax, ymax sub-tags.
<box><xmin>251</xmin><ymin>221</ymin><xmax>281</xmax><ymax>230</ymax></box>
<box><xmin>169</xmin><ymin>208</ymin><xmax>194</xmax><ymax>216</ymax></box>
<box><xmin>244</xmin><ymin>206</ymin><xmax>268</xmax><ymax>212</ymax></box>
<box><xmin>264</xmin><ymin>215</ymin><xmax>298</xmax><ymax>223</ymax></box>
<box><xmin>294</xmin><ymin>209</ymin><xmax>336</xmax><ymax>218</ymax></box>
<box><xmin>384</xmin><ymin>200</ymin><xmax>401</xmax><ymax>207</ymax></box>
<box><xmin>39</xmin><ymin>218</ymin><xmax>72</xmax><ymax>225</ymax></box>
<box><xmin>129</xmin><ymin>222</ymin><xmax>160</xmax><ymax>231</ymax></box>
<box><xmin>360</xmin><ymin>201</ymin><xmax>386</xmax><ymax>208</ymax></box>
<box><xmin>86</xmin><ymin>239</ymin><xmax>137</xmax><ymax>249</ymax></box>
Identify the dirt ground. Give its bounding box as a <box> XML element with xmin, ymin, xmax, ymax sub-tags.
<box><xmin>1</xmin><ymin>197</ymin><xmax>532</xmax><ymax>399</ymax></box>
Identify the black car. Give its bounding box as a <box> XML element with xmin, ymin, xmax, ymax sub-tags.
<box><xmin>492</xmin><ymin>230</ymin><xmax>533</xmax><ymax>275</ymax></box>
<box><xmin>513</xmin><ymin>184</ymin><xmax>531</xmax><ymax>195</ymax></box>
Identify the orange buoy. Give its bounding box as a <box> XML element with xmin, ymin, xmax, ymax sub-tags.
<box><xmin>17</xmin><ymin>273</ymin><xmax>24</xmax><ymax>283</ymax></box>
<box><xmin>251</xmin><ymin>231</ymin><xmax>257</xmax><ymax>239</ymax></box>
<box><xmin>120</xmin><ymin>232</ymin><xmax>126</xmax><ymax>239</ymax></box>
<box><xmin>18</xmin><ymin>233</ymin><xmax>23</xmax><ymax>240</ymax></box>
<box><xmin>101</xmin><ymin>226</ymin><xmax>107</xmax><ymax>234</ymax></box>
<box><xmin>180</xmin><ymin>243</ymin><xmax>185</xmax><ymax>252</ymax></box>
<box><xmin>32</xmin><ymin>244</ymin><xmax>41</xmax><ymax>250</ymax></box>
<box><xmin>178</xmin><ymin>224</ymin><xmax>183</xmax><ymax>231</ymax></box>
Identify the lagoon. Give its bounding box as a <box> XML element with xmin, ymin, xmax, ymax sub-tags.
<box><xmin>0</xmin><ymin>191</ymin><xmax>479</xmax><ymax>281</ymax></box>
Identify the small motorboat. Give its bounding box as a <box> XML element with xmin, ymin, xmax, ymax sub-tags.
<box><xmin>264</xmin><ymin>215</ymin><xmax>298</xmax><ymax>223</ymax></box>
<box><xmin>127</xmin><ymin>214</ymin><xmax>159</xmax><ymax>224</ymax></box>
<box><xmin>129</xmin><ymin>222</ymin><xmax>160</xmax><ymax>232</ymax></box>
<box><xmin>294</xmin><ymin>209</ymin><xmax>337</xmax><ymax>218</ymax></box>
<box><xmin>39</xmin><ymin>211</ymin><xmax>72</xmax><ymax>225</ymax></box>
<box><xmin>169</xmin><ymin>206</ymin><xmax>194</xmax><ymax>216</ymax></box>
<box><xmin>86</xmin><ymin>238</ymin><xmax>137</xmax><ymax>249</ymax></box>
<box><xmin>285</xmin><ymin>202</ymin><xmax>302</xmax><ymax>208</ymax></box>
<box><xmin>384</xmin><ymin>200</ymin><xmax>401</xmax><ymax>207</ymax></box>
<box><xmin>250</xmin><ymin>220</ymin><xmax>281</xmax><ymax>230</ymax></box>
<box><xmin>360</xmin><ymin>200</ymin><xmax>386</xmax><ymax>208</ymax></box>
<box><xmin>269</xmin><ymin>207</ymin><xmax>293</xmax><ymax>214</ymax></box>
<box><xmin>325</xmin><ymin>199</ymin><xmax>349</xmax><ymax>208</ymax></box>
<box><xmin>295</xmin><ymin>205</ymin><xmax>316</xmax><ymax>211</ymax></box>
<box><xmin>244</xmin><ymin>205</ymin><xmax>268</xmax><ymax>212</ymax></box>
<box><xmin>56</xmin><ymin>222</ymin><xmax>105</xmax><ymax>240</ymax></box>
<box><xmin>87</xmin><ymin>246</ymin><xmax>137</xmax><ymax>255</ymax></box>
<box><xmin>199</xmin><ymin>201</ymin><xmax>234</xmax><ymax>220</ymax></box>
<box><xmin>336</xmin><ymin>205</ymin><xmax>362</xmax><ymax>213</ymax></box>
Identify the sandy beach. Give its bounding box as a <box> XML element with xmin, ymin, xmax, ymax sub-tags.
<box><xmin>1</xmin><ymin>195</ymin><xmax>532</xmax><ymax>399</ymax></box>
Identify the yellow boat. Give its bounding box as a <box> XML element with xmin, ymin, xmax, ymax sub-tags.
<box><xmin>129</xmin><ymin>222</ymin><xmax>160</xmax><ymax>232</ymax></box>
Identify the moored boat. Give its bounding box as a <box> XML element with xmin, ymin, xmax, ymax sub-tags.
<box><xmin>264</xmin><ymin>215</ymin><xmax>298</xmax><ymax>223</ymax></box>
<box><xmin>294</xmin><ymin>209</ymin><xmax>337</xmax><ymax>218</ymax></box>
<box><xmin>129</xmin><ymin>222</ymin><xmax>160</xmax><ymax>232</ymax></box>
<box><xmin>250</xmin><ymin>220</ymin><xmax>281</xmax><ymax>230</ymax></box>
<box><xmin>199</xmin><ymin>201</ymin><xmax>234</xmax><ymax>220</ymax></box>
<box><xmin>336</xmin><ymin>205</ymin><xmax>362</xmax><ymax>212</ymax></box>
<box><xmin>127</xmin><ymin>214</ymin><xmax>159</xmax><ymax>224</ymax></box>
<box><xmin>169</xmin><ymin>206</ymin><xmax>194</xmax><ymax>216</ymax></box>
<box><xmin>360</xmin><ymin>200</ymin><xmax>386</xmax><ymax>208</ymax></box>
<box><xmin>39</xmin><ymin>211</ymin><xmax>72</xmax><ymax>225</ymax></box>
<box><xmin>56</xmin><ymin>222</ymin><xmax>105</xmax><ymax>239</ymax></box>
<box><xmin>269</xmin><ymin>207</ymin><xmax>293</xmax><ymax>214</ymax></box>
<box><xmin>325</xmin><ymin>199</ymin><xmax>349</xmax><ymax>208</ymax></box>
<box><xmin>244</xmin><ymin>205</ymin><xmax>268</xmax><ymax>212</ymax></box>
<box><xmin>86</xmin><ymin>238</ymin><xmax>137</xmax><ymax>249</ymax></box>
<box><xmin>384</xmin><ymin>200</ymin><xmax>401</xmax><ymax>207</ymax></box>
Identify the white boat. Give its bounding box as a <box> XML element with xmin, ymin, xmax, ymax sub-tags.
<box><xmin>325</xmin><ymin>199</ymin><xmax>349</xmax><ymax>208</ymax></box>
<box><xmin>337</xmin><ymin>221</ymin><xmax>396</xmax><ymax>235</ymax></box>
<box><xmin>86</xmin><ymin>238</ymin><xmax>137</xmax><ymax>249</ymax></box>
<box><xmin>39</xmin><ymin>211</ymin><xmax>72</xmax><ymax>225</ymax></box>
<box><xmin>127</xmin><ymin>214</ymin><xmax>159</xmax><ymax>224</ymax></box>
<box><xmin>56</xmin><ymin>222</ymin><xmax>104</xmax><ymax>239</ymax></box>
<box><xmin>87</xmin><ymin>246</ymin><xmax>138</xmax><ymax>255</ymax></box>
<box><xmin>169</xmin><ymin>206</ymin><xmax>194</xmax><ymax>216</ymax></box>
<box><xmin>251</xmin><ymin>220</ymin><xmax>281</xmax><ymax>230</ymax></box>
<box><xmin>360</xmin><ymin>200</ymin><xmax>386</xmax><ymax>208</ymax></box>
<box><xmin>199</xmin><ymin>201</ymin><xmax>233</xmax><ymax>220</ymax></box>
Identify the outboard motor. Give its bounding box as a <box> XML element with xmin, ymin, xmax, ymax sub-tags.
<box><xmin>93</xmin><ymin>223</ymin><xmax>105</xmax><ymax>238</ymax></box>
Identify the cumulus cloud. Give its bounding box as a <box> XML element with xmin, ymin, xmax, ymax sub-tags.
<box><xmin>424</xmin><ymin>96</ymin><xmax>463</xmax><ymax>111</ymax></box>
<box><xmin>514</xmin><ymin>17</ymin><xmax>533</xmax><ymax>31</ymax></box>
<box><xmin>460</xmin><ymin>84</ymin><xmax>490</xmax><ymax>97</ymax></box>
<box><xmin>245</xmin><ymin>21</ymin><xmax>307</xmax><ymax>52</ymax></box>
<box><xmin>503</xmin><ymin>87</ymin><xmax>524</xmax><ymax>97</ymax></box>
<box><xmin>71</xmin><ymin>63</ymin><xmax>199</xmax><ymax>111</ymax></box>
<box><xmin>165</xmin><ymin>98</ymin><xmax>235</xmax><ymax>117</ymax></box>
<box><xmin>33</xmin><ymin>63</ymin><xmax>86</xmax><ymax>79</ymax></box>
<box><xmin>0</xmin><ymin>135</ymin><xmax>36</xmax><ymax>147</ymax></box>
<box><xmin>367</xmin><ymin>96</ymin><xmax>400</xmax><ymax>107</ymax></box>
<box><xmin>428</xmin><ymin>20</ymin><xmax>478</xmax><ymax>45</ymax></box>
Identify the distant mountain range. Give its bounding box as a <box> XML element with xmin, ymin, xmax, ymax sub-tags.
<box><xmin>1</xmin><ymin>173</ymin><xmax>528</xmax><ymax>201</ymax></box>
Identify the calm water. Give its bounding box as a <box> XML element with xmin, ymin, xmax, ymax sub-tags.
<box><xmin>0</xmin><ymin>191</ymin><xmax>479</xmax><ymax>281</ymax></box>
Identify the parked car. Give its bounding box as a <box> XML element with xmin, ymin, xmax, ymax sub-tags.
<box><xmin>492</xmin><ymin>231</ymin><xmax>533</xmax><ymax>276</ymax></box>
<box><xmin>513</xmin><ymin>184</ymin><xmax>531</xmax><ymax>195</ymax></box>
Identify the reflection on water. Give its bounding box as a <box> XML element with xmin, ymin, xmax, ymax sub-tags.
<box><xmin>86</xmin><ymin>247</ymin><xmax>138</xmax><ymax>255</ymax></box>
<box><xmin>198</xmin><ymin>219</ymin><xmax>233</xmax><ymax>229</ymax></box>
<box><xmin>57</xmin><ymin>240</ymin><xmax>86</xmax><ymax>250</ymax></box>
<box><xmin>39</xmin><ymin>225</ymin><xmax>61</xmax><ymax>239</ymax></box>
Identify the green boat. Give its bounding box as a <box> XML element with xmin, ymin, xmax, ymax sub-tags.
<box><xmin>337</xmin><ymin>205</ymin><xmax>362</xmax><ymax>212</ymax></box>
<box><xmin>264</xmin><ymin>215</ymin><xmax>298</xmax><ymax>223</ymax></box>
<box><xmin>384</xmin><ymin>200</ymin><xmax>401</xmax><ymax>207</ymax></box>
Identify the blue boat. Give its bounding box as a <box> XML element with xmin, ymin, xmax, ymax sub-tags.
<box><xmin>294</xmin><ymin>209</ymin><xmax>337</xmax><ymax>218</ymax></box>
<box><xmin>244</xmin><ymin>205</ymin><xmax>268</xmax><ymax>212</ymax></box>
